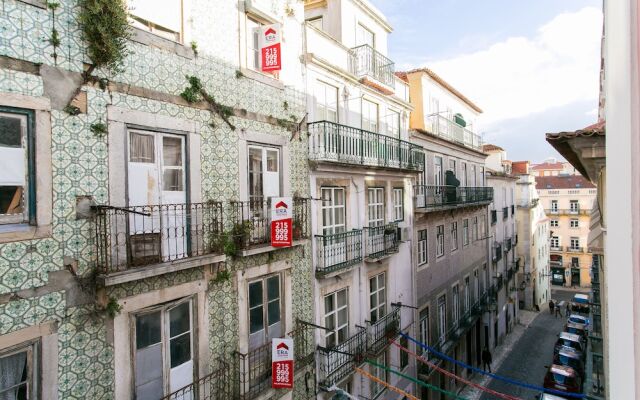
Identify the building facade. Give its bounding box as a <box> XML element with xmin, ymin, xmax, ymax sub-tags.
<box><xmin>302</xmin><ymin>0</ymin><xmax>419</xmax><ymax>398</ymax></box>
<box><xmin>531</xmin><ymin>159</ymin><xmax>579</xmax><ymax>176</ymax></box>
<box><xmin>0</xmin><ymin>1</ymin><xmax>317</xmax><ymax>399</ymax></box>
<box><xmin>402</xmin><ymin>69</ymin><xmax>494</xmax><ymax>399</ymax></box>
<box><xmin>536</xmin><ymin>175</ymin><xmax>596</xmax><ymax>288</ymax></box>
<box><xmin>512</xmin><ymin>161</ymin><xmax>550</xmax><ymax>311</ymax></box>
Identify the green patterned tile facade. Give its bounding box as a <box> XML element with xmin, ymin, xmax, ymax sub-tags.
<box><xmin>0</xmin><ymin>0</ymin><xmax>313</xmax><ymax>398</ymax></box>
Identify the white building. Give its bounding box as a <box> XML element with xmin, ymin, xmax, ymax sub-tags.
<box><xmin>303</xmin><ymin>0</ymin><xmax>418</xmax><ymax>397</ymax></box>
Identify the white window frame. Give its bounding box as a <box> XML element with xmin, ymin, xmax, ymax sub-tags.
<box><xmin>418</xmin><ymin>229</ymin><xmax>428</xmax><ymax>265</ymax></box>
<box><xmin>393</xmin><ymin>188</ymin><xmax>404</xmax><ymax>222</ymax></box>
<box><xmin>451</xmin><ymin>222</ymin><xmax>458</xmax><ymax>251</ymax></box>
<box><xmin>551</xmin><ymin>200</ymin><xmax>558</xmax><ymax>212</ymax></box>
<box><xmin>247</xmin><ymin>144</ymin><xmax>281</xmax><ymax>202</ymax></box>
<box><xmin>356</xmin><ymin>23</ymin><xmax>375</xmax><ymax>48</ymax></box>
<box><xmin>570</xmin><ymin>200</ymin><xmax>580</xmax><ymax>213</ymax></box>
<box><xmin>370</xmin><ymin>352</ymin><xmax>387</xmax><ymax>398</ymax></box>
<box><xmin>369</xmin><ymin>272</ymin><xmax>386</xmax><ymax>323</ymax></box>
<box><xmin>434</xmin><ymin>156</ymin><xmax>443</xmax><ymax>187</ymax></box>
<box><xmin>452</xmin><ymin>284</ymin><xmax>460</xmax><ymax>326</ymax></box>
<box><xmin>0</xmin><ymin>111</ymin><xmax>30</xmax><ymax>225</ymax></box>
<box><xmin>551</xmin><ymin>219</ymin><xmax>559</xmax><ymax>227</ymax></box>
<box><xmin>0</xmin><ymin>341</ymin><xmax>38</xmax><ymax>400</ymax></box>
<box><xmin>464</xmin><ymin>276</ymin><xmax>470</xmax><ymax>313</ymax></box>
<box><xmin>324</xmin><ymin>288</ymin><xmax>349</xmax><ymax>347</ymax></box>
<box><xmin>437</xmin><ymin>295</ymin><xmax>447</xmax><ymax>343</ymax></box>
<box><xmin>463</xmin><ymin>219</ymin><xmax>469</xmax><ymax>246</ymax></box>
<box><xmin>386</xmin><ymin>110</ymin><xmax>400</xmax><ymax>138</ymax></box>
<box><xmin>419</xmin><ymin>307</ymin><xmax>430</xmax><ymax>355</ymax></box>
<box><xmin>570</xmin><ymin>219</ymin><xmax>579</xmax><ymax>228</ymax></box>
<box><xmin>321</xmin><ymin>187</ymin><xmax>346</xmax><ymax>235</ymax></box>
<box><xmin>128</xmin><ymin>0</ymin><xmax>185</xmax><ymax>43</ymax></box>
<box><xmin>315</xmin><ymin>80</ymin><xmax>339</xmax><ymax>123</ymax></box>
<box><xmin>436</xmin><ymin>224</ymin><xmax>444</xmax><ymax>257</ymax></box>
<box><xmin>570</xmin><ymin>237</ymin><xmax>580</xmax><ymax>250</ymax></box>
<box><xmin>551</xmin><ymin>236</ymin><xmax>560</xmax><ymax>248</ymax></box>
<box><xmin>362</xmin><ymin>99</ymin><xmax>379</xmax><ymax>133</ymax></box>
<box><xmin>368</xmin><ymin>187</ymin><xmax>385</xmax><ymax>227</ymax></box>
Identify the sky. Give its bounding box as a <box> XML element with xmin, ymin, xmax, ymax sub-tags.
<box><xmin>369</xmin><ymin>0</ymin><xmax>603</xmax><ymax>162</ymax></box>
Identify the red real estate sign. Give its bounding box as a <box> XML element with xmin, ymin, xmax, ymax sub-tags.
<box><xmin>260</xmin><ymin>24</ymin><xmax>282</xmax><ymax>72</ymax></box>
<box><xmin>271</xmin><ymin>197</ymin><xmax>292</xmax><ymax>247</ymax></box>
<box><xmin>272</xmin><ymin>338</ymin><xmax>294</xmax><ymax>389</ymax></box>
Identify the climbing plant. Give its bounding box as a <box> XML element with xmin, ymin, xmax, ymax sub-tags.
<box><xmin>47</xmin><ymin>2</ymin><xmax>61</xmax><ymax>63</ymax></box>
<box><xmin>181</xmin><ymin>75</ymin><xmax>236</xmax><ymax>130</ymax></box>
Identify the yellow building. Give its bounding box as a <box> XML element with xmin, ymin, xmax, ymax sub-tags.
<box><xmin>535</xmin><ymin>175</ymin><xmax>596</xmax><ymax>287</ymax></box>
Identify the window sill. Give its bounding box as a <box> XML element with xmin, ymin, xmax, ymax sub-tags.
<box><xmin>0</xmin><ymin>224</ymin><xmax>51</xmax><ymax>243</ymax></box>
<box><xmin>17</xmin><ymin>0</ymin><xmax>46</xmax><ymax>8</ymax></box>
<box><xmin>130</xmin><ymin>27</ymin><xmax>195</xmax><ymax>59</ymax></box>
<box><xmin>239</xmin><ymin>239</ymin><xmax>308</xmax><ymax>257</ymax></box>
<box><xmin>240</xmin><ymin>68</ymin><xmax>284</xmax><ymax>90</ymax></box>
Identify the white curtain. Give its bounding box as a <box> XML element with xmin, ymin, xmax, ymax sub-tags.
<box><xmin>130</xmin><ymin>133</ymin><xmax>155</xmax><ymax>163</ymax></box>
<box><xmin>0</xmin><ymin>351</ymin><xmax>27</xmax><ymax>400</ymax></box>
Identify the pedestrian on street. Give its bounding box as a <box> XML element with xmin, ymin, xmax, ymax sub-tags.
<box><xmin>482</xmin><ymin>346</ymin><xmax>493</xmax><ymax>373</ymax></box>
<box><xmin>565</xmin><ymin>302</ymin><xmax>571</xmax><ymax>317</ymax></box>
<box><xmin>549</xmin><ymin>299</ymin><xmax>555</xmax><ymax>315</ymax></box>
<box><xmin>555</xmin><ymin>304</ymin><xmax>562</xmax><ymax>318</ymax></box>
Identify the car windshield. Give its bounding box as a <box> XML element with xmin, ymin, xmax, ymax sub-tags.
<box><xmin>553</xmin><ymin>373</ymin><xmax>567</xmax><ymax>384</ymax></box>
<box><xmin>559</xmin><ymin>355</ymin><xmax>578</xmax><ymax>368</ymax></box>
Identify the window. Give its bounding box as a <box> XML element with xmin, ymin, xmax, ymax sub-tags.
<box><xmin>437</xmin><ymin>295</ymin><xmax>447</xmax><ymax>342</ymax></box>
<box><xmin>570</xmin><ymin>237</ymin><xmax>580</xmax><ymax>250</ymax></box>
<box><xmin>434</xmin><ymin>156</ymin><xmax>443</xmax><ymax>187</ymax></box>
<box><xmin>370</xmin><ymin>352</ymin><xmax>387</xmax><ymax>398</ymax></box>
<box><xmin>418</xmin><ymin>229</ymin><xmax>428</xmax><ymax>265</ymax></box>
<box><xmin>248</xmin><ymin>275</ymin><xmax>282</xmax><ymax>348</ymax></box>
<box><xmin>0</xmin><ymin>342</ymin><xmax>37</xmax><ymax>400</ymax></box>
<box><xmin>0</xmin><ymin>111</ymin><xmax>32</xmax><ymax>225</ymax></box>
<box><xmin>315</xmin><ymin>81</ymin><xmax>338</xmax><ymax>122</ymax></box>
<box><xmin>550</xmin><ymin>219</ymin><xmax>559</xmax><ymax>227</ymax></box>
<box><xmin>419</xmin><ymin>308</ymin><xmax>430</xmax><ymax>355</ymax></box>
<box><xmin>436</xmin><ymin>225</ymin><xmax>444</xmax><ymax>257</ymax></box>
<box><xmin>246</xmin><ymin>17</ymin><xmax>262</xmax><ymax>71</ymax></box>
<box><xmin>128</xmin><ymin>0</ymin><xmax>184</xmax><ymax>42</ymax></box>
<box><xmin>473</xmin><ymin>270</ymin><xmax>480</xmax><ymax>302</ymax></box>
<box><xmin>451</xmin><ymin>222</ymin><xmax>458</xmax><ymax>251</ymax></box>
<box><xmin>571</xmin><ymin>257</ymin><xmax>580</xmax><ymax>267</ymax></box>
<box><xmin>356</xmin><ymin>24</ymin><xmax>375</xmax><ymax>48</ymax></box>
<box><xmin>369</xmin><ymin>273</ymin><xmax>386</xmax><ymax>323</ymax></box>
<box><xmin>362</xmin><ymin>99</ymin><xmax>379</xmax><ymax>132</ymax></box>
<box><xmin>551</xmin><ymin>236</ymin><xmax>560</xmax><ymax>248</ymax></box>
<box><xmin>551</xmin><ymin>200</ymin><xmax>558</xmax><ymax>213</ymax></box>
<box><xmin>570</xmin><ymin>200</ymin><xmax>579</xmax><ymax>213</ymax></box>
<box><xmin>473</xmin><ymin>216</ymin><xmax>478</xmax><ymax>241</ymax></box>
<box><xmin>134</xmin><ymin>298</ymin><xmax>194</xmax><ymax>399</ymax></box>
<box><xmin>248</xmin><ymin>145</ymin><xmax>280</xmax><ymax>202</ymax></box>
<box><xmin>307</xmin><ymin>16</ymin><xmax>323</xmax><ymax>30</ymax></box>
<box><xmin>471</xmin><ymin>165</ymin><xmax>477</xmax><ymax>186</ymax></box>
<box><xmin>449</xmin><ymin>159</ymin><xmax>456</xmax><ymax>174</ymax></box>
<box><xmin>324</xmin><ymin>288</ymin><xmax>348</xmax><ymax>347</ymax></box>
<box><xmin>399</xmin><ymin>336</ymin><xmax>409</xmax><ymax>369</ymax></box>
<box><xmin>393</xmin><ymin>188</ymin><xmax>404</xmax><ymax>221</ymax></box>
<box><xmin>452</xmin><ymin>284</ymin><xmax>460</xmax><ymax>326</ymax></box>
<box><xmin>460</xmin><ymin>162</ymin><xmax>467</xmax><ymax>186</ymax></box>
<box><xmin>464</xmin><ymin>276</ymin><xmax>470</xmax><ymax>313</ymax></box>
<box><xmin>386</xmin><ymin>110</ymin><xmax>400</xmax><ymax>138</ymax></box>
<box><xmin>367</xmin><ymin>188</ymin><xmax>385</xmax><ymax>227</ymax></box>
<box><xmin>321</xmin><ymin>187</ymin><xmax>346</xmax><ymax>235</ymax></box>
<box><xmin>480</xmin><ymin>167</ymin><xmax>485</xmax><ymax>186</ymax></box>
<box><xmin>463</xmin><ymin>219</ymin><xmax>469</xmax><ymax>246</ymax></box>
<box><xmin>570</xmin><ymin>219</ymin><xmax>579</xmax><ymax>228</ymax></box>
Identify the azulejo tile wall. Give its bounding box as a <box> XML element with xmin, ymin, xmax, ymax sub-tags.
<box><xmin>0</xmin><ymin>0</ymin><xmax>313</xmax><ymax>399</ymax></box>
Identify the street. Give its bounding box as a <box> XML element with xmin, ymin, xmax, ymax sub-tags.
<box><xmin>479</xmin><ymin>289</ymin><xmax>585</xmax><ymax>399</ymax></box>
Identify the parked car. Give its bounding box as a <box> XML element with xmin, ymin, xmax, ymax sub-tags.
<box><xmin>567</xmin><ymin>313</ymin><xmax>589</xmax><ymax>328</ymax></box>
<box><xmin>554</xmin><ymin>346</ymin><xmax>585</xmax><ymax>378</ymax></box>
<box><xmin>571</xmin><ymin>293</ymin><xmax>590</xmax><ymax>315</ymax></box>
<box><xmin>564</xmin><ymin>322</ymin><xmax>588</xmax><ymax>343</ymax></box>
<box><xmin>544</xmin><ymin>364</ymin><xmax>582</xmax><ymax>394</ymax></box>
<box><xmin>554</xmin><ymin>332</ymin><xmax>585</xmax><ymax>357</ymax></box>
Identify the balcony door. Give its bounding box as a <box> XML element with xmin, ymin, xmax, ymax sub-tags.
<box><xmin>321</xmin><ymin>187</ymin><xmax>347</xmax><ymax>267</ymax></box>
<box><xmin>127</xmin><ymin>130</ymin><xmax>187</xmax><ymax>264</ymax></box>
<box><xmin>247</xmin><ymin>145</ymin><xmax>280</xmax><ymax>242</ymax></box>
<box><xmin>248</xmin><ymin>275</ymin><xmax>282</xmax><ymax>350</ymax></box>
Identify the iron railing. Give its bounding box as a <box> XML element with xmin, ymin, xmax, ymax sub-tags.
<box><xmin>288</xmin><ymin>320</ymin><xmax>316</xmax><ymax>369</ymax></box>
<box><xmin>548</xmin><ymin>209</ymin><xmax>589</xmax><ymax>216</ymax></box>
<box><xmin>235</xmin><ymin>342</ymin><xmax>272</xmax><ymax>400</ymax></box>
<box><xmin>318</xmin><ymin>328</ymin><xmax>367</xmax><ymax>387</ymax></box>
<box><xmin>364</xmin><ymin>223</ymin><xmax>398</xmax><ymax>260</ymax></box>
<box><xmin>229</xmin><ymin>197</ymin><xmax>310</xmax><ymax>248</ymax></box>
<box><xmin>493</xmin><ymin>243</ymin><xmax>502</xmax><ymax>262</ymax></box>
<box><xmin>367</xmin><ymin>307</ymin><xmax>400</xmax><ymax>355</ymax></box>
<box><xmin>315</xmin><ymin>229</ymin><xmax>363</xmax><ymax>277</ymax></box>
<box><xmin>162</xmin><ymin>362</ymin><xmax>230</xmax><ymax>400</ymax></box>
<box><xmin>350</xmin><ymin>44</ymin><xmax>395</xmax><ymax>86</ymax></box>
<box><xmin>308</xmin><ymin>121</ymin><xmax>423</xmax><ymax>171</ymax></box>
<box><xmin>565</xmin><ymin>246</ymin><xmax>585</xmax><ymax>253</ymax></box>
<box><xmin>94</xmin><ymin>202</ymin><xmax>224</xmax><ymax>274</ymax></box>
<box><xmin>505</xmin><ymin>237</ymin><xmax>512</xmax><ymax>252</ymax></box>
<box><xmin>427</xmin><ymin>114</ymin><xmax>483</xmax><ymax>151</ymax></box>
<box><xmin>414</xmin><ymin>185</ymin><xmax>493</xmax><ymax>210</ymax></box>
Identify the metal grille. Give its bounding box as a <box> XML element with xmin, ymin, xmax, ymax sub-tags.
<box><xmin>349</xmin><ymin>44</ymin><xmax>395</xmax><ymax>86</ymax></box>
<box><xmin>161</xmin><ymin>362</ymin><xmax>230</xmax><ymax>400</ymax></box>
<box><xmin>315</xmin><ymin>230</ymin><xmax>363</xmax><ymax>277</ymax></box>
<box><xmin>364</xmin><ymin>223</ymin><xmax>398</xmax><ymax>259</ymax></box>
<box><xmin>367</xmin><ymin>307</ymin><xmax>400</xmax><ymax>355</ymax></box>
<box><xmin>318</xmin><ymin>328</ymin><xmax>367</xmax><ymax>387</ymax></box>
<box><xmin>235</xmin><ymin>342</ymin><xmax>272</xmax><ymax>399</ymax></box>
<box><xmin>414</xmin><ymin>185</ymin><xmax>493</xmax><ymax>209</ymax></box>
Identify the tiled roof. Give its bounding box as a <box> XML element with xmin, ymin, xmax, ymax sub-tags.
<box><xmin>482</xmin><ymin>143</ymin><xmax>504</xmax><ymax>152</ymax></box>
<box><xmin>401</xmin><ymin>68</ymin><xmax>483</xmax><ymax>113</ymax></box>
<box><xmin>535</xmin><ymin>175</ymin><xmax>596</xmax><ymax>190</ymax></box>
<box><xmin>531</xmin><ymin>162</ymin><xmax>564</xmax><ymax>170</ymax></box>
<box><xmin>546</xmin><ymin>120</ymin><xmax>605</xmax><ymax>140</ymax></box>
<box><xmin>395</xmin><ymin>71</ymin><xmax>408</xmax><ymax>83</ymax></box>
<box><xmin>511</xmin><ymin>161</ymin><xmax>529</xmax><ymax>175</ymax></box>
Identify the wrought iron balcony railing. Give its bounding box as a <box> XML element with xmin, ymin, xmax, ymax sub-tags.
<box><xmin>235</xmin><ymin>341</ymin><xmax>272</xmax><ymax>400</ymax></box>
<box><xmin>367</xmin><ymin>306</ymin><xmax>400</xmax><ymax>355</ymax></box>
<box><xmin>364</xmin><ymin>223</ymin><xmax>398</xmax><ymax>260</ymax></box>
<box><xmin>94</xmin><ymin>202</ymin><xmax>224</xmax><ymax>275</ymax></box>
<box><xmin>308</xmin><ymin>121</ymin><xmax>423</xmax><ymax>171</ymax></box>
<box><xmin>229</xmin><ymin>197</ymin><xmax>310</xmax><ymax>248</ymax></box>
<box><xmin>350</xmin><ymin>44</ymin><xmax>395</xmax><ymax>87</ymax></box>
<box><xmin>548</xmin><ymin>208</ymin><xmax>589</xmax><ymax>216</ymax></box>
<box><xmin>550</xmin><ymin>246</ymin><xmax>562</xmax><ymax>252</ymax></box>
<box><xmin>427</xmin><ymin>114</ymin><xmax>483</xmax><ymax>151</ymax></box>
<box><xmin>492</xmin><ymin>243</ymin><xmax>503</xmax><ymax>262</ymax></box>
<box><xmin>565</xmin><ymin>246</ymin><xmax>585</xmax><ymax>253</ymax></box>
<box><xmin>318</xmin><ymin>328</ymin><xmax>367</xmax><ymax>387</ymax></box>
<box><xmin>162</xmin><ymin>361</ymin><xmax>230</xmax><ymax>400</ymax></box>
<box><xmin>315</xmin><ymin>229</ymin><xmax>363</xmax><ymax>277</ymax></box>
<box><xmin>414</xmin><ymin>185</ymin><xmax>493</xmax><ymax>210</ymax></box>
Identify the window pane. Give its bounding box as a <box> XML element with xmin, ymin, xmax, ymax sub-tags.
<box><xmin>268</xmin><ymin>300</ymin><xmax>280</xmax><ymax>325</ymax></box>
<box><xmin>169</xmin><ymin>302</ymin><xmax>190</xmax><ymax>337</ymax></box>
<box><xmin>249</xmin><ymin>306</ymin><xmax>264</xmax><ymax>334</ymax></box>
<box><xmin>169</xmin><ymin>333</ymin><xmax>191</xmax><ymax>368</ymax></box>
<box><xmin>136</xmin><ymin>311</ymin><xmax>162</xmax><ymax>349</ymax></box>
<box><xmin>266</xmin><ymin>150</ymin><xmax>278</xmax><ymax>172</ymax></box>
<box><xmin>129</xmin><ymin>0</ymin><xmax>182</xmax><ymax>33</ymax></box>
<box><xmin>0</xmin><ymin>350</ymin><xmax>28</xmax><ymax>392</ymax></box>
<box><xmin>249</xmin><ymin>282</ymin><xmax>263</xmax><ymax>308</ymax></box>
<box><xmin>130</xmin><ymin>133</ymin><xmax>155</xmax><ymax>163</ymax></box>
<box><xmin>337</xmin><ymin>289</ymin><xmax>347</xmax><ymax>307</ymax></box>
<box><xmin>0</xmin><ymin>187</ymin><xmax>23</xmax><ymax>215</ymax></box>
<box><xmin>0</xmin><ymin>116</ymin><xmax>22</xmax><ymax>147</ymax></box>
<box><xmin>163</xmin><ymin>169</ymin><xmax>183</xmax><ymax>191</ymax></box>
<box><xmin>267</xmin><ymin>276</ymin><xmax>280</xmax><ymax>301</ymax></box>
<box><xmin>324</xmin><ymin>295</ymin><xmax>334</xmax><ymax>313</ymax></box>
<box><xmin>163</xmin><ymin>137</ymin><xmax>182</xmax><ymax>166</ymax></box>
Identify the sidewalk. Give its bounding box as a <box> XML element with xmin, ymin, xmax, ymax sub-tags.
<box><xmin>458</xmin><ymin>309</ymin><xmax>540</xmax><ymax>400</ymax></box>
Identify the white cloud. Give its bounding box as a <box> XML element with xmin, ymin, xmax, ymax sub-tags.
<box><xmin>426</xmin><ymin>7</ymin><xmax>602</xmax><ymax>126</ymax></box>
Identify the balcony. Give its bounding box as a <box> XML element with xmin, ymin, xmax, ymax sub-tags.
<box><xmin>350</xmin><ymin>44</ymin><xmax>395</xmax><ymax>87</ymax></box>
<box><xmin>315</xmin><ymin>230</ymin><xmax>363</xmax><ymax>277</ymax></box>
<box><xmin>364</xmin><ymin>223</ymin><xmax>398</xmax><ymax>260</ymax></box>
<box><xmin>367</xmin><ymin>306</ymin><xmax>400</xmax><ymax>355</ymax></box>
<box><xmin>565</xmin><ymin>246</ymin><xmax>585</xmax><ymax>253</ymax></box>
<box><xmin>415</xmin><ymin>185</ymin><xmax>493</xmax><ymax>212</ymax></box>
<box><xmin>229</xmin><ymin>198</ymin><xmax>310</xmax><ymax>252</ymax></box>
<box><xmin>162</xmin><ymin>362</ymin><xmax>230</xmax><ymax>400</ymax></box>
<box><xmin>505</xmin><ymin>237</ymin><xmax>512</xmax><ymax>252</ymax></box>
<box><xmin>548</xmin><ymin>208</ymin><xmax>589</xmax><ymax>216</ymax></box>
<box><xmin>235</xmin><ymin>342</ymin><xmax>272</xmax><ymax>400</ymax></box>
<box><xmin>427</xmin><ymin>114</ymin><xmax>483</xmax><ymax>151</ymax></box>
<box><xmin>308</xmin><ymin>121</ymin><xmax>423</xmax><ymax>171</ymax></box>
<box><xmin>492</xmin><ymin>243</ymin><xmax>503</xmax><ymax>262</ymax></box>
<box><xmin>94</xmin><ymin>202</ymin><xmax>224</xmax><ymax>280</ymax></box>
<box><xmin>318</xmin><ymin>328</ymin><xmax>367</xmax><ymax>387</ymax></box>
